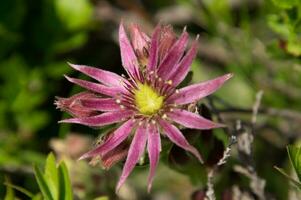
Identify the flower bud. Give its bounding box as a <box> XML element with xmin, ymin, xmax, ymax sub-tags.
<box><xmin>55</xmin><ymin>92</ymin><xmax>98</xmax><ymax>118</ymax></box>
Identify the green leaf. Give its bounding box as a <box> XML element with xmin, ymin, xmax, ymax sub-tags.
<box><xmin>267</xmin><ymin>14</ymin><xmax>290</xmax><ymax>37</ymax></box>
<box><xmin>274</xmin><ymin>166</ymin><xmax>301</xmax><ymax>189</ymax></box>
<box><xmin>34</xmin><ymin>164</ymin><xmax>55</xmax><ymax>200</ymax></box>
<box><xmin>287</xmin><ymin>145</ymin><xmax>301</xmax><ymax>182</ymax></box>
<box><xmin>287</xmin><ymin>36</ymin><xmax>301</xmax><ymax>56</ymax></box>
<box><xmin>54</xmin><ymin>0</ymin><xmax>92</xmax><ymax>30</ymax></box>
<box><xmin>4</xmin><ymin>182</ymin><xmax>34</xmax><ymax>198</ymax></box>
<box><xmin>94</xmin><ymin>197</ymin><xmax>109</xmax><ymax>200</ymax></box>
<box><xmin>58</xmin><ymin>162</ymin><xmax>73</xmax><ymax>200</ymax></box>
<box><xmin>271</xmin><ymin>0</ymin><xmax>298</xmax><ymax>9</ymax></box>
<box><xmin>4</xmin><ymin>177</ymin><xmax>15</xmax><ymax>200</ymax></box>
<box><xmin>45</xmin><ymin>153</ymin><xmax>59</xmax><ymax>199</ymax></box>
<box><xmin>32</xmin><ymin>194</ymin><xmax>43</xmax><ymax>200</ymax></box>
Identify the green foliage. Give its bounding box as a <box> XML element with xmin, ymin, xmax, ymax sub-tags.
<box><xmin>4</xmin><ymin>177</ymin><xmax>15</xmax><ymax>200</ymax></box>
<box><xmin>275</xmin><ymin>145</ymin><xmax>301</xmax><ymax>190</ymax></box>
<box><xmin>268</xmin><ymin>0</ymin><xmax>301</xmax><ymax>56</ymax></box>
<box><xmin>271</xmin><ymin>0</ymin><xmax>298</xmax><ymax>9</ymax></box>
<box><xmin>4</xmin><ymin>176</ymin><xmax>43</xmax><ymax>200</ymax></box>
<box><xmin>287</xmin><ymin>145</ymin><xmax>301</xmax><ymax>182</ymax></box>
<box><xmin>34</xmin><ymin>153</ymin><xmax>73</xmax><ymax>200</ymax></box>
<box><xmin>54</xmin><ymin>0</ymin><xmax>93</xmax><ymax>31</ymax></box>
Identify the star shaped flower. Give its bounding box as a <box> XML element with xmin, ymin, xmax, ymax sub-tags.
<box><xmin>56</xmin><ymin>22</ymin><xmax>232</xmax><ymax>192</ymax></box>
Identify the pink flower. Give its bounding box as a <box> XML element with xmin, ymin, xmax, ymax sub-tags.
<box><xmin>56</xmin><ymin>22</ymin><xmax>232</xmax><ymax>192</ymax></box>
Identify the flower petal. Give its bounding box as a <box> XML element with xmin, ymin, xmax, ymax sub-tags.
<box><xmin>129</xmin><ymin>23</ymin><xmax>150</xmax><ymax>54</ymax></box>
<box><xmin>158</xmin><ymin>119</ymin><xmax>203</xmax><ymax>163</ymax></box>
<box><xmin>68</xmin><ymin>63</ymin><xmax>125</xmax><ymax>87</ymax></box>
<box><xmin>55</xmin><ymin>92</ymin><xmax>98</xmax><ymax>118</ymax></box>
<box><xmin>80</xmin><ymin>98</ymin><xmax>120</xmax><ymax>112</ymax></box>
<box><xmin>78</xmin><ymin>119</ymin><xmax>136</xmax><ymax>160</ymax></box>
<box><xmin>157</xmin><ymin>31</ymin><xmax>189</xmax><ymax>79</ymax></box>
<box><xmin>116</xmin><ymin>125</ymin><xmax>147</xmax><ymax>191</ymax></box>
<box><xmin>166</xmin><ymin>37</ymin><xmax>198</xmax><ymax>86</ymax></box>
<box><xmin>119</xmin><ymin>22</ymin><xmax>139</xmax><ymax>78</ymax></box>
<box><xmin>59</xmin><ymin>110</ymin><xmax>132</xmax><ymax>126</ymax></box>
<box><xmin>64</xmin><ymin>75</ymin><xmax>122</xmax><ymax>97</ymax></box>
<box><xmin>147</xmin><ymin>24</ymin><xmax>161</xmax><ymax>71</ymax></box>
<box><xmin>167</xmin><ymin>73</ymin><xmax>233</xmax><ymax>105</ymax></box>
<box><xmin>168</xmin><ymin>109</ymin><xmax>224</xmax><ymax>129</ymax></box>
<box><xmin>147</xmin><ymin>124</ymin><xmax>161</xmax><ymax>192</ymax></box>
<box><xmin>100</xmin><ymin>142</ymin><xmax>129</xmax><ymax>170</ymax></box>
<box><xmin>158</xmin><ymin>25</ymin><xmax>177</xmax><ymax>63</ymax></box>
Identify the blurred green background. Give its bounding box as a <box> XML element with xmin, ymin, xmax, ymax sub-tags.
<box><xmin>1</xmin><ymin>0</ymin><xmax>301</xmax><ymax>199</ymax></box>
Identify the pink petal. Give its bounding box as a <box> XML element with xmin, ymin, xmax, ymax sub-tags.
<box><xmin>147</xmin><ymin>124</ymin><xmax>161</xmax><ymax>192</ymax></box>
<box><xmin>59</xmin><ymin>110</ymin><xmax>132</xmax><ymax>126</ymax></box>
<box><xmin>64</xmin><ymin>75</ymin><xmax>122</xmax><ymax>97</ymax></box>
<box><xmin>168</xmin><ymin>109</ymin><xmax>224</xmax><ymax>130</ymax></box>
<box><xmin>129</xmin><ymin>23</ymin><xmax>150</xmax><ymax>53</ymax></box>
<box><xmin>147</xmin><ymin>25</ymin><xmax>161</xmax><ymax>71</ymax></box>
<box><xmin>167</xmin><ymin>73</ymin><xmax>233</xmax><ymax>105</ymax></box>
<box><xmin>100</xmin><ymin>142</ymin><xmax>129</xmax><ymax>170</ymax></box>
<box><xmin>158</xmin><ymin>119</ymin><xmax>203</xmax><ymax>163</ymax></box>
<box><xmin>166</xmin><ymin>37</ymin><xmax>198</xmax><ymax>86</ymax></box>
<box><xmin>116</xmin><ymin>125</ymin><xmax>147</xmax><ymax>191</ymax></box>
<box><xmin>158</xmin><ymin>25</ymin><xmax>177</xmax><ymax>63</ymax></box>
<box><xmin>80</xmin><ymin>98</ymin><xmax>120</xmax><ymax>112</ymax></box>
<box><xmin>79</xmin><ymin>119</ymin><xmax>136</xmax><ymax>160</ymax></box>
<box><xmin>157</xmin><ymin>31</ymin><xmax>189</xmax><ymax>79</ymax></box>
<box><xmin>119</xmin><ymin>22</ymin><xmax>139</xmax><ymax>78</ymax></box>
<box><xmin>68</xmin><ymin>63</ymin><xmax>125</xmax><ymax>87</ymax></box>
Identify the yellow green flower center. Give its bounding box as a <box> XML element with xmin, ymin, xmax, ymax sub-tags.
<box><xmin>134</xmin><ymin>83</ymin><xmax>164</xmax><ymax>115</ymax></box>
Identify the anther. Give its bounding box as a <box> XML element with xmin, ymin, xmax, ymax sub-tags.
<box><xmin>116</xmin><ymin>99</ymin><xmax>121</xmax><ymax>104</ymax></box>
<box><xmin>169</xmin><ymin>108</ymin><xmax>174</xmax><ymax>112</ymax></box>
<box><xmin>138</xmin><ymin>121</ymin><xmax>143</xmax><ymax>126</ymax></box>
<box><xmin>162</xmin><ymin>114</ymin><xmax>167</xmax><ymax>119</ymax></box>
<box><xmin>120</xmin><ymin>105</ymin><xmax>125</xmax><ymax>110</ymax></box>
<box><xmin>151</xmin><ymin>120</ymin><xmax>156</xmax><ymax>124</ymax></box>
<box><xmin>175</xmin><ymin>89</ymin><xmax>179</xmax><ymax>93</ymax></box>
<box><xmin>166</xmin><ymin>80</ymin><xmax>173</xmax><ymax>85</ymax></box>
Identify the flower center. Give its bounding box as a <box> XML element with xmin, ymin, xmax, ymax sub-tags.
<box><xmin>134</xmin><ymin>82</ymin><xmax>164</xmax><ymax>115</ymax></box>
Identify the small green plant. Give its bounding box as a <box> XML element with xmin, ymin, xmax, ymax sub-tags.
<box><xmin>33</xmin><ymin>153</ymin><xmax>73</xmax><ymax>200</ymax></box>
<box><xmin>275</xmin><ymin>145</ymin><xmax>301</xmax><ymax>190</ymax></box>
<box><xmin>3</xmin><ymin>153</ymin><xmax>72</xmax><ymax>200</ymax></box>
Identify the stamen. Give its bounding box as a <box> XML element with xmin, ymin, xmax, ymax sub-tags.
<box><xmin>116</xmin><ymin>99</ymin><xmax>121</xmax><ymax>104</ymax></box>
<box><xmin>162</xmin><ymin>114</ymin><xmax>167</xmax><ymax>119</ymax></box>
<box><xmin>166</xmin><ymin>80</ymin><xmax>173</xmax><ymax>85</ymax></box>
